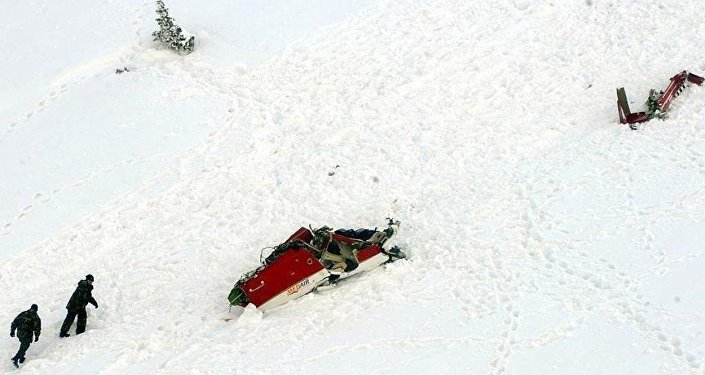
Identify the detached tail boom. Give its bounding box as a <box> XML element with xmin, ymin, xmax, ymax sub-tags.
<box><xmin>616</xmin><ymin>70</ymin><xmax>703</xmax><ymax>128</ymax></box>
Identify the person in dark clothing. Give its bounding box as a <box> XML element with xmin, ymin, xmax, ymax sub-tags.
<box><xmin>10</xmin><ymin>304</ymin><xmax>41</xmax><ymax>368</ymax></box>
<box><xmin>59</xmin><ymin>274</ymin><xmax>98</xmax><ymax>338</ymax></box>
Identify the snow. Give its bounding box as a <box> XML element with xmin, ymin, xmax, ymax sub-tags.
<box><xmin>2</xmin><ymin>0</ymin><xmax>705</xmax><ymax>373</ymax></box>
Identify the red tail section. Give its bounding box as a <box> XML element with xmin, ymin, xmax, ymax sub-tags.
<box><xmin>658</xmin><ymin>71</ymin><xmax>688</xmax><ymax>112</ymax></box>
<box><xmin>617</xmin><ymin>70</ymin><xmax>702</xmax><ymax>127</ymax></box>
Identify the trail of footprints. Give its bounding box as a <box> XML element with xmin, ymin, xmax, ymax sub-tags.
<box><xmin>1</xmin><ymin>0</ymin><xmax>251</xmax><ymax>236</ymax></box>
<box><xmin>541</xmin><ymin>241</ymin><xmax>702</xmax><ymax>371</ymax></box>
<box><xmin>2</xmin><ymin>83</ymin><xmax>70</xmax><ymax>138</ymax></box>
<box><xmin>1</xmin><ymin>90</ymin><xmax>245</xmax><ymax>237</ymax></box>
<box><xmin>2</xmin><ymin>0</ymin><xmax>155</xmax><ymax>140</ymax></box>
<box><xmin>0</xmin><ymin>153</ymin><xmax>174</xmax><ymax>236</ymax></box>
<box><xmin>514</xmin><ymin>162</ymin><xmax>703</xmax><ymax>372</ymax></box>
<box><xmin>488</xmin><ymin>300</ymin><xmax>519</xmax><ymax>375</ymax></box>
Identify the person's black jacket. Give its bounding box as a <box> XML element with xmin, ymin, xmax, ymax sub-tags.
<box><xmin>66</xmin><ymin>280</ymin><xmax>97</xmax><ymax>311</ymax></box>
<box><xmin>10</xmin><ymin>310</ymin><xmax>41</xmax><ymax>342</ymax></box>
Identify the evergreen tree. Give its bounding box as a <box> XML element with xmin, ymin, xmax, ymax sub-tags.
<box><xmin>152</xmin><ymin>0</ymin><xmax>195</xmax><ymax>54</ymax></box>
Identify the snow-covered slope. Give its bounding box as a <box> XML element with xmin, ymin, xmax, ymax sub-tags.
<box><xmin>2</xmin><ymin>0</ymin><xmax>705</xmax><ymax>374</ymax></box>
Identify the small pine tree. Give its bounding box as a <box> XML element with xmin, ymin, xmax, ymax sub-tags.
<box><xmin>152</xmin><ymin>0</ymin><xmax>195</xmax><ymax>54</ymax></box>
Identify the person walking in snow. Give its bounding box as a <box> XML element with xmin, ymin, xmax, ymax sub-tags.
<box><xmin>59</xmin><ymin>274</ymin><xmax>98</xmax><ymax>337</ymax></box>
<box><xmin>10</xmin><ymin>304</ymin><xmax>41</xmax><ymax>368</ymax></box>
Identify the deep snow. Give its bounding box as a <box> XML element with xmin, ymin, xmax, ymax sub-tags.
<box><xmin>2</xmin><ymin>0</ymin><xmax>705</xmax><ymax>374</ymax></box>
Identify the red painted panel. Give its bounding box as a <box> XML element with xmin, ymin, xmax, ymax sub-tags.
<box><xmin>659</xmin><ymin>71</ymin><xmax>687</xmax><ymax>112</ymax></box>
<box><xmin>242</xmin><ymin>247</ymin><xmax>324</xmax><ymax>307</ymax></box>
<box><xmin>331</xmin><ymin>232</ymin><xmax>359</xmax><ymax>245</ymax></box>
<box><xmin>357</xmin><ymin>244</ymin><xmax>382</xmax><ymax>262</ymax></box>
<box><xmin>688</xmin><ymin>73</ymin><xmax>704</xmax><ymax>85</ymax></box>
<box><xmin>329</xmin><ymin>233</ymin><xmax>384</xmax><ymax>262</ymax></box>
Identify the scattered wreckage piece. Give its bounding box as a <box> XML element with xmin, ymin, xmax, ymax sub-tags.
<box><xmin>228</xmin><ymin>220</ymin><xmax>405</xmax><ymax>311</ymax></box>
<box><xmin>617</xmin><ymin>70</ymin><xmax>703</xmax><ymax>129</ymax></box>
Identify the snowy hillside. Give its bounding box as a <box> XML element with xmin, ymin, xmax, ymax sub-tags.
<box><xmin>2</xmin><ymin>0</ymin><xmax>705</xmax><ymax>374</ymax></box>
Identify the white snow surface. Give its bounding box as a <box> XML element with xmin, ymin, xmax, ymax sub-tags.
<box><xmin>2</xmin><ymin>0</ymin><xmax>705</xmax><ymax>374</ymax></box>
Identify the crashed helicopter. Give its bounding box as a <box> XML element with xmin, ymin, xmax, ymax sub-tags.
<box><xmin>228</xmin><ymin>219</ymin><xmax>406</xmax><ymax>311</ymax></box>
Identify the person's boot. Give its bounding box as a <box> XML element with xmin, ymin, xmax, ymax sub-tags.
<box><xmin>59</xmin><ymin>332</ymin><xmax>70</xmax><ymax>338</ymax></box>
<box><xmin>18</xmin><ymin>357</ymin><xmax>25</xmax><ymax>364</ymax></box>
<box><xmin>11</xmin><ymin>358</ymin><xmax>19</xmax><ymax>368</ymax></box>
